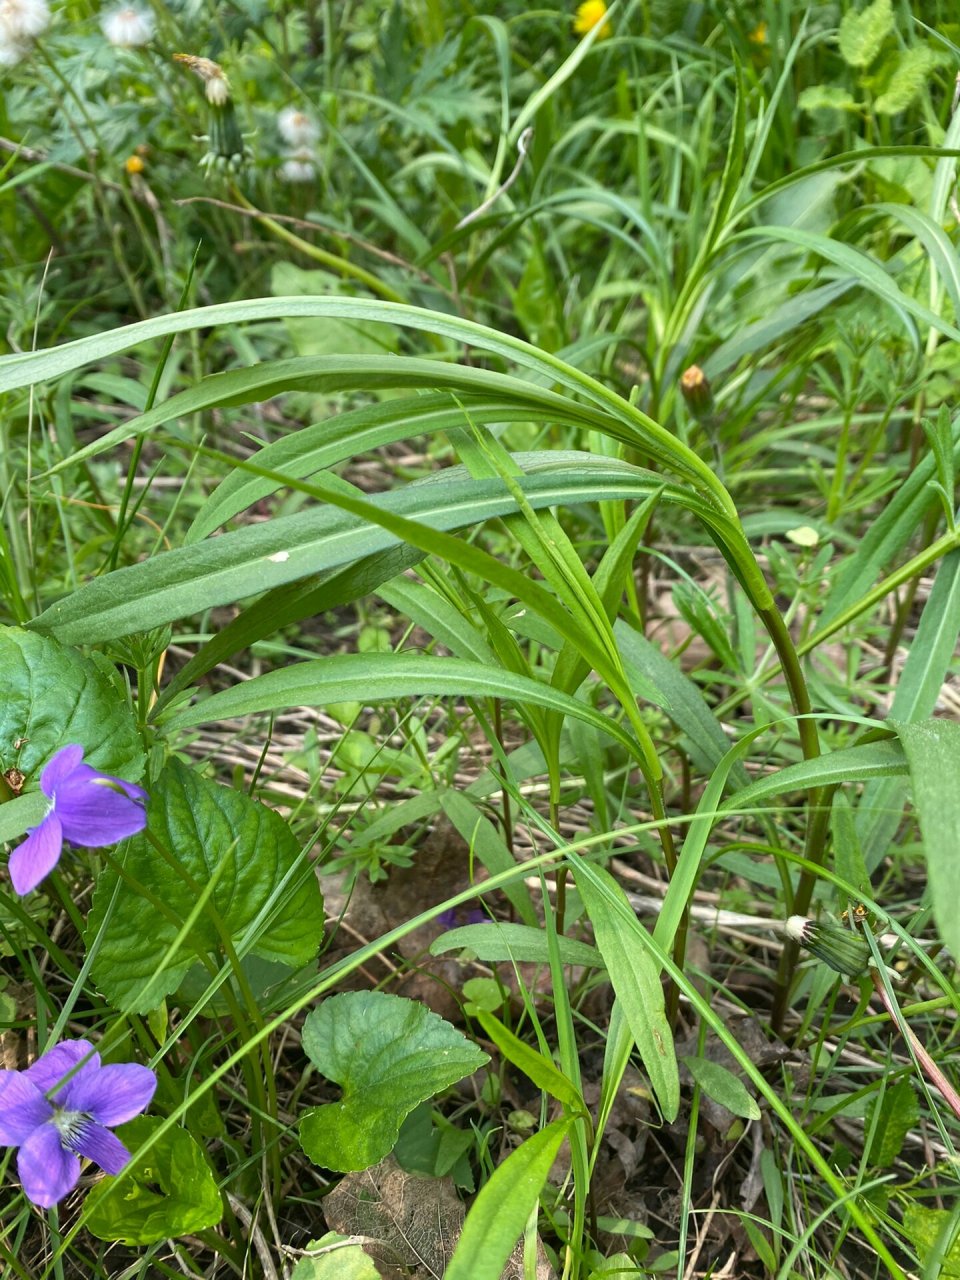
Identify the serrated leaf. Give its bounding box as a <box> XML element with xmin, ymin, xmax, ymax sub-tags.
<box><xmin>299</xmin><ymin>991</ymin><xmax>488</xmax><ymax>1171</ymax></box>
<box><xmin>682</xmin><ymin>1056</ymin><xmax>761</xmax><ymax>1121</ymax></box>
<box><xmin>897</xmin><ymin>719</ymin><xmax>960</xmax><ymax>962</ymax></box>
<box><xmin>865</xmin><ymin>1079</ymin><xmax>918</xmax><ymax>1166</ymax></box>
<box><xmin>0</xmin><ymin>626</ymin><xmax>144</xmax><ymax>784</ymax></box>
<box><xmin>86</xmin><ymin>759</ymin><xmax>323</xmax><ymax>1012</ymax></box>
<box><xmin>798</xmin><ymin>85</ymin><xmax>859</xmax><ymax>113</ymax></box>
<box><xmin>902</xmin><ymin>1203</ymin><xmax>960</xmax><ymax>1275</ymax></box>
<box><xmin>84</xmin><ymin>1117</ymin><xmax>222</xmax><ymax>1244</ymax></box>
<box><xmin>875</xmin><ymin>47</ymin><xmax>950</xmax><ymax>115</ymax></box>
<box><xmin>838</xmin><ymin>0</ymin><xmax>893</xmax><ymax>68</ymax></box>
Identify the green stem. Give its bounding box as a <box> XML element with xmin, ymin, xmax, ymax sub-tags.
<box><xmin>228</xmin><ymin>187</ymin><xmax>406</xmax><ymax>304</ymax></box>
<box><xmin>826</xmin><ymin>398</ymin><xmax>855</xmax><ymax>524</ymax></box>
<box><xmin>757</xmin><ymin>605</ymin><xmax>826</xmax><ymax>1030</ymax></box>
<box><xmin>772</xmin><ymin>786</ymin><xmax>836</xmax><ymax>1031</ymax></box>
<box><xmin>798</xmin><ymin>528</ymin><xmax>960</xmax><ymax>657</ymax></box>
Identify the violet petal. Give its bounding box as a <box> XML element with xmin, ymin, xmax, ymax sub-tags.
<box><xmin>26</xmin><ymin>1040</ymin><xmax>100</xmax><ymax>1097</ymax></box>
<box><xmin>63</xmin><ymin>1062</ymin><xmax>156</xmax><ymax>1126</ymax></box>
<box><xmin>71</xmin><ymin>1120</ymin><xmax>131</xmax><ymax>1176</ymax></box>
<box><xmin>17</xmin><ymin>1124</ymin><xmax>80</xmax><ymax>1207</ymax></box>
<box><xmin>39</xmin><ymin>745</ymin><xmax>85</xmax><ymax>797</ymax></box>
<box><xmin>53</xmin><ymin>774</ymin><xmax>147</xmax><ymax>847</ymax></box>
<box><xmin>9</xmin><ymin>813</ymin><xmax>63</xmax><ymax>895</ymax></box>
<box><xmin>0</xmin><ymin>1075</ymin><xmax>53</xmax><ymax>1144</ymax></box>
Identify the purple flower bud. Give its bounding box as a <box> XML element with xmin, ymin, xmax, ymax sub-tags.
<box><xmin>0</xmin><ymin>1038</ymin><xmax>157</xmax><ymax>1208</ymax></box>
<box><xmin>8</xmin><ymin>744</ymin><xmax>147</xmax><ymax>896</ymax></box>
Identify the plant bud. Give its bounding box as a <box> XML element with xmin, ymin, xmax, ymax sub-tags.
<box><xmin>680</xmin><ymin>365</ymin><xmax>714</xmax><ymax>417</ymax></box>
<box><xmin>786</xmin><ymin>915</ymin><xmax>871</xmax><ymax>978</ymax></box>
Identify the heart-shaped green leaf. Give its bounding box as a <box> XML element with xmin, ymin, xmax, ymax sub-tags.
<box><xmin>299</xmin><ymin>991</ymin><xmax>488</xmax><ymax>1171</ymax></box>
<box><xmin>86</xmin><ymin>759</ymin><xmax>323</xmax><ymax>1012</ymax></box>
<box><xmin>84</xmin><ymin>1117</ymin><xmax>222</xmax><ymax>1244</ymax></box>
<box><xmin>0</xmin><ymin>626</ymin><xmax>144</xmax><ymax>784</ymax></box>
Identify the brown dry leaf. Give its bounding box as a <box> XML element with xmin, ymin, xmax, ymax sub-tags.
<box><xmin>324</xmin><ymin>1156</ymin><xmax>556</xmax><ymax>1280</ymax></box>
<box><xmin>324</xmin><ymin>1156</ymin><xmax>463</xmax><ymax>1278</ymax></box>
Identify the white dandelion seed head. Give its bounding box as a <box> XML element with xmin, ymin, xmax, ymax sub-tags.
<box><xmin>0</xmin><ymin>0</ymin><xmax>50</xmax><ymax>44</ymax></box>
<box><xmin>0</xmin><ymin>35</ymin><xmax>28</xmax><ymax>64</ymax></box>
<box><xmin>101</xmin><ymin>5</ymin><xmax>154</xmax><ymax>47</ymax></box>
<box><xmin>277</xmin><ymin>106</ymin><xmax>320</xmax><ymax>149</ymax></box>
<box><xmin>279</xmin><ymin>149</ymin><xmax>317</xmax><ymax>183</ymax></box>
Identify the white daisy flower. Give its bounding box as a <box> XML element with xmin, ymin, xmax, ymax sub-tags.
<box><xmin>279</xmin><ymin>149</ymin><xmax>317</xmax><ymax>183</ymax></box>
<box><xmin>278</xmin><ymin>107</ymin><xmax>320</xmax><ymax>149</ymax></box>
<box><xmin>0</xmin><ymin>0</ymin><xmax>50</xmax><ymax>43</ymax></box>
<box><xmin>101</xmin><ymin>5</ymin><xmax>154</xmax><ymax>47</ymax></box>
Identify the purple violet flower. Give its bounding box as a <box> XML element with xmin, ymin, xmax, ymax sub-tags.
<box><xmin>8</xmin><ymin>744</ymin><xmax>148</xmax><ymax>896</ymax></box>
<box><xmin>438</xmin><ymin>906</ymin><xmax>486</xmax><ymax>929</ymax></box>
<box><xmin>0</xmin><ymin>1038</ymin><xmax>157</xmax><ymax>1208</ymax></box>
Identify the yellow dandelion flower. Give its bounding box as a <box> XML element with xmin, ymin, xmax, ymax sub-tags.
<box><xmin>124</xmin><ymin>154</ymin><xmax>145</xmax><ymax>175</ymax></box>
<box><xmin>573</xmin><ymin>0</ymin><xmax>612</xmax><ymax>40</ymax></box>
<box><xmin>749</xmin><ymin>20</ymin><xmax>768</xmax><ymax>45</ymax></box>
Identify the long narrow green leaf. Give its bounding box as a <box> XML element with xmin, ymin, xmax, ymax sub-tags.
<box><xmin>857</xmin><ymin>549</ymin><xmax>960</xmax><ymax>864</ymax></box>
<box><xmin>439</xmin><ymin>791</ymin><xmax>537</xmax><ymax>925</ymax></box>
<box><xmin>897</xmin><ymin>719</ymin><xmax>960</xmax><ymax>963</ymax></box>
<box><xmin>476</xmin><ymin>1011</ymin><xmax>584</xmax><ymax>1110</ymax></box>
<box><xmin>614</xmin><ymin>621</ymin><xmax>747</xmax><ymax>781</ymax></box>
<box><xmin>444</xmin><ymin>1119</ymin><xmax>573</xmax><ymax>1280</ymax></box>
<box><xmin>0</xmin><ymin>295</ymin><xmax>733</xmax><ymax>510</ymax></box>
<box><xmin>32</xmin><ymin>460</ymin><xmax>711</xmax><ymax>646</ymax></box>
<box><xmin>164</xmin><ymin>652</ymin><xmax>644</xmax><ymax>763</ymax></box>
<box><xmin>574</xmin><ymin>865</ymin><xmax>679</xmax><ymax>1122</ymax></box>
<box><xmin>653</xmin><ymin>725</ymin><xmax>770</xmax><ymax>955</ymax></box>
<box><xmin>378</xmin><ymin>576</ymin><xmax>495</xmax><ymax>665</ymax></box>
<box><xmin>871</xmin><ymin>203</ymin><xmax>960</xmax><ymax>322</ymax></box>
<box><xmin>722</xmin><ymin>740</ymin><xmax>907</xmax><ymax>813</ymax></box>
<box><xmin>45</xmin><ymin>365</ymin><xmax>613</xmax><ymax>484</ymax></box>
<box><xmin>156</xmin><ymin>544</ymin><xmax>426</xmax><ymax>712</ymax></box>
<box><xmin>190</xmin><ymin>394</ymin><xmax>598</xmax><ymax>542</ymax></box>
<box><xmin>736</xmin><ymin>225</ymin><xmax>960</xmax><ymax>344</ymax></box>
<box><xmin>816</xmin><ymin>412</ymin><xmax>960</xmax><ymax>630</ymax></box>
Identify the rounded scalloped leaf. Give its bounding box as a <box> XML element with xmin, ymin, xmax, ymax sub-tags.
<box><xmin>0</xmin><ymin>626</ymin><xmax>144</xmax><ymax>784</ymax></box>
<box><xmin>299</xmin><ymin>991</ymin><xmax>489</xmax><ymax>1172</ymax></box>
<box><xmin>86</xmin><ymin>758</ymin><xmax>323</xmax><ymax>1012</ymax></box>
<box><xmin>84</xmin><ymin>1116</ymin><xmax>222</xmax><ymax>1244</ymax></box>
